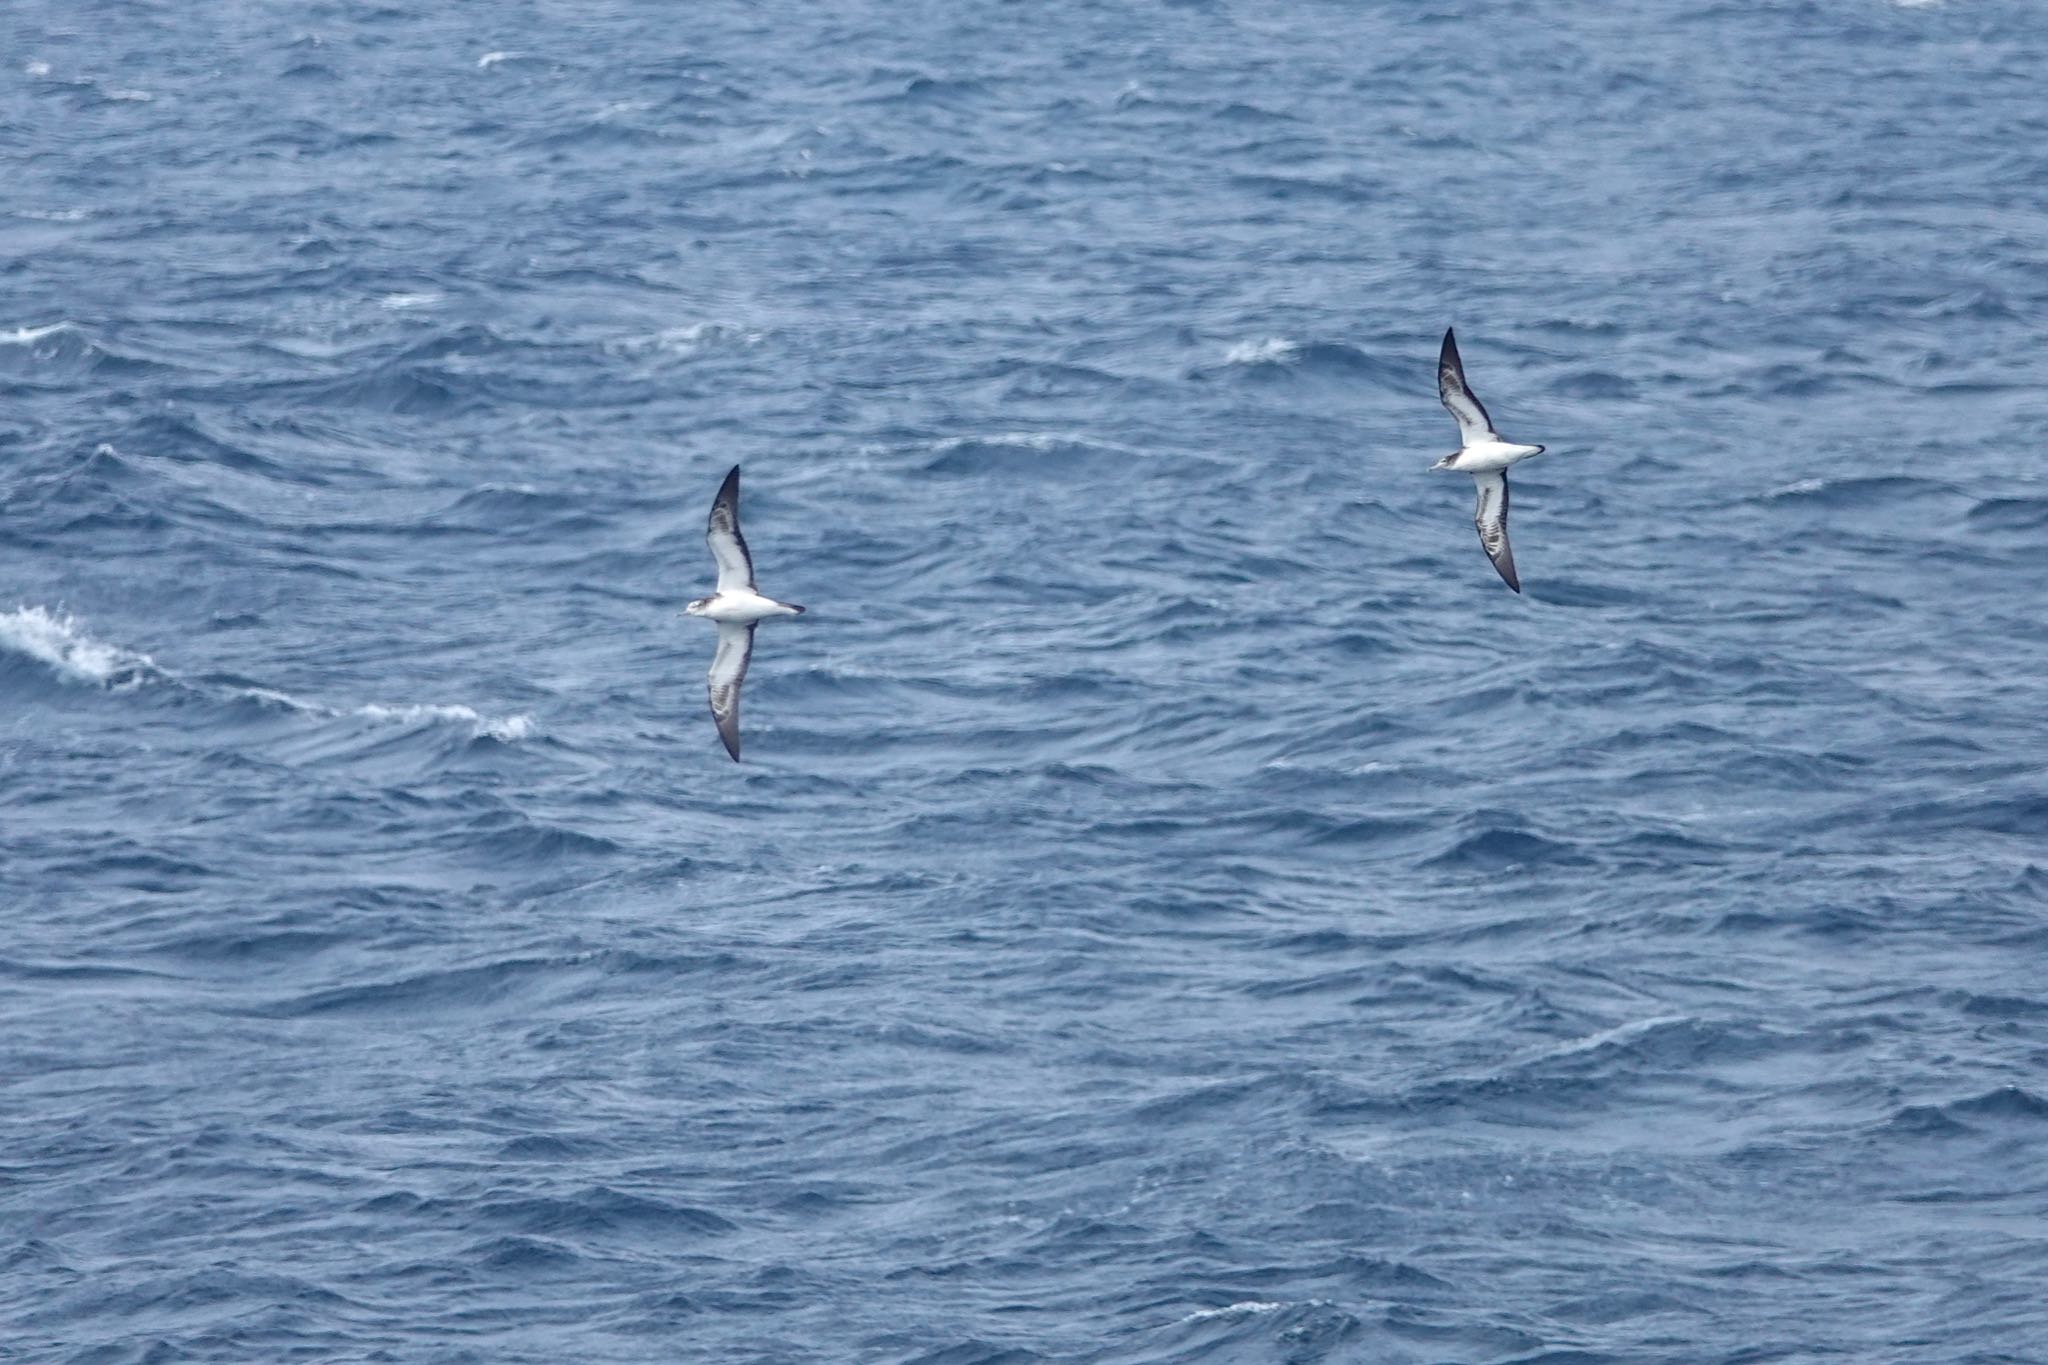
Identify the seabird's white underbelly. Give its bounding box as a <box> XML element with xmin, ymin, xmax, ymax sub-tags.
<box><xmin>1447</xmin><ymin>440</ymin><xmax>1543</xmax><ymax>472</ymax></box>
<box><xmin>700</xmin><ymin>591</ymin><xmax>799</xmax><ymax>624</ymax></box>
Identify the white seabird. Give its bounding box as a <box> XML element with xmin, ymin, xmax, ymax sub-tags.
<box><xmin>684</xmin><ymin>465</ymin><xmax>805</xmax><ymax>761</ymax></box>
<box><xmin>1431</xmin><ymin>327</ymin><xmax>1546</xmax><ymax>593</ymax></box>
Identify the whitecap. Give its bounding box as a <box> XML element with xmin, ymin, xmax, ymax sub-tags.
<box><xmin>0</xmin><ymin>607</ymin><xmax>160</xmax><ymax>689</ymax></box>
<box><xmin>611</xmin><ymin>321</ymin><xmax>765</xmax><ymax>356</ymax></box>
<box><xmin>1535</xmin><ymin>1014</ymin><xmax>1693</xmax><ymax>1062</ymax></box>
<box><xmin>1</xmin><ymin>321</ymin><xmax>84</xmax><ymax>346</ymax></box>
<box><xmin>1182</xmin><ymin>1300</ymin><xmax>1288</xmax><ymax>1323</ymax></box>
<box><xmin>929</xmin><ymin>431</ymin><xmax>1136</xmax><ymax>455</ymax></box>
<box><xmin>477</xmin><ymin>51</ymin><xmax>512</xmax><ymax>69</ymax></box>
<box><xmin>1222</xmin><ymin>337</ymin><xmax>1300</xmax><ymax>366</ymax></box>
<box><xmin>354</xmin><ymin>703</ymin><xmax>537</xmax><ymax>741</ymax></box>
<box><xmin>377</xmin><ymin>291</ymin><xmax>442</xmax><ymax>310</ymax></box>
<box><xmin>24</xmin><ymin>59</ymin><xmax>51</xmax><ymax>77</ymax></box>
<box><xmin>0</xmin><ymin>606</ymin><xmax>535</xmax><ymax>741</ymax></box>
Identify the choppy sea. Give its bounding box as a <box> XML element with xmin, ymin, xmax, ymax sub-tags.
<box><xmin>5</xmin><ymin>2</ymin><xmax>2047</xmax><ymax>1361</ymax></box>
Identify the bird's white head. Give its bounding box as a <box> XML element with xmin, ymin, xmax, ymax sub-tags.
<box><xmin>683</xmin><ymin>597</ymin><xmax>711</xmax><ymax>617</ymax></box>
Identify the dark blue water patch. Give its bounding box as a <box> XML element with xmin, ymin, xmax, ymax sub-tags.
<box><xmin>1226</xmin><ymin>171</ymin><xmax>1380</xmax><ymax>205</ymax></box>
<box><xmin>1396</xmin><ymin>1016</ymin><xmax>1789</xmax><ymax>1126</ymax></box>
<box><xmin>249</xmin><ymin>955</ymin><xmax>588</xmax><ymax>1021</ymax></box>
<box><xmin>140</xmin><ymin>911</ymin><xmax>353</xmax><ymax>969</ymax></box>
<box><xmin>1425</xmin><ymin>826</ymin><xmax>1595</xmax><ymax>873</ymax></box>
<box><xmin>895</xmin><ymin>1342</ymin><xmax>1049</xmax><ymax>1365</ymax></box>
<box><xmin>1755</xmin><ymin>474</ymin><xmax>1969</xmax><ymax>509</ymax></box>
<box><xmin>1546</xmin><ymin>369</ymin><xmax>1640</xmax><ymax>402</ymax></box>
<box><xmin>476</xmin><ymin>1188</ymin><xmax>738</xmax><ymax>1243</ymax></box>
<box><xmin>119</xmin><ymin>411</ymin><xmax>303</xmax><ymax>480</ymax></box>
<box><xmin>1965</xmin><ymin>496</ymin><xmax>2048</xmax><ymax>531</ymax></box>
<box><xmin>470</xmin><ymin>1234</ymin><xmax>586</xmax><ymax>1274</ymax></box>
<box><xmin>920</xmin><ymin>434</ymin><xmax>1135</xmax><ymax>479</ymax></box>
<box><xmin>1295</xmin><ymin>811</ymin><xmax>1434</xmax><ymax>850</ymax></box>
<box><xmin>493</xmin><ymin>1133</ymin><xmax>617</xmax><ymax>1161</ymax></box>
<box><xmin>0</xmin><ymin>323</ymin><xmax>181</xmax><ymax>390</ymax></box>
<box><xmin>1877</xmin><ymin>789</ymin><xmax>2048</xmax><ymax>839</ymax></box>
<box><xmin>1938</xmin><ymin>1086</ymin><xmax>2048</xmax><ymax>1124</ymax></box>
<box><xmin>423</xmin><ymin>485</ymin><xmax>610</xmax><ymax>539</ymax></box>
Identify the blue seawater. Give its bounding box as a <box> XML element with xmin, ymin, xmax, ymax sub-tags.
<box><xmin>4</xmin><ymin>2</ymin><xmax>2047</xmax><ymax>1360</ymax></box>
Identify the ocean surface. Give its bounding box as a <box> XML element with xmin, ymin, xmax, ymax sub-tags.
<box><xmin>5</xmin><ymin>2</ymin><xmax>2047</xmax><ymax>1361</ymax></box>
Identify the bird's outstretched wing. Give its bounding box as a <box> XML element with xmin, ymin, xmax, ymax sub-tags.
<box><xmin>707</xmin><ymin>465</ymin><xmax>754</xmax><ymax>593</ymax></box>
<box><xmin>1472</xmin><ymin>471</ymin><xmax>1519</xmax><ymax>593</ymax></box>
<box><xmin>1439</xmin><ymin>328</ymin><xmax>1499</xmax><ymax>446</ymax></box>
<box><xmin>708</xmin><ymin>621</ymin><xmax>755</xmax><ymax>761</ymax></box>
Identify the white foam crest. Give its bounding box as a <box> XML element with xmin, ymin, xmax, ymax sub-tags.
<box><xmin>0</xmin><ymin>607</ymin><xmax>160</xmax><ymax>689</ymax></box>
<box><xmin>612</xmin><ymin>321</ymin><xmax>765</xmax><ymax>357</ymax></box>
<box><xmin>25</xmin><ymin>59</ymin><xmax>51</xmax><ymax>77</ymax></box>
<box><xmin>1538</xmin><ymin>1014</ymin><xmax>1693</xmax><ymax>1063</ymax></box>
<box><xmin>354</xmin><ymin>703</ymin><xmax>537</xmax><ymax>741</ymax></box>
<box><xmin>249</xmin><ymin>691</ymin><xmax>536</xmax><ymax>741</ymax></box>
<box><xmin>931</xmin><ymin>431</ymin><xmax>1137</xmax><ymax>455</ymax></box>
<box><xmin>377</xmin><ymin>291</ymin><xmax>442</xmax><ymax>310</ymax></box>
<box><xmin>2</xmin><ymin>321</ymin><xmax>83</xmax><ymax>346</ymax></box>
<box><xmin>477</xmin><ymin>51</ymin><xmax>512</xmax><ymax>68</ymax></box>
<box><xmin>1222</xmin><ymin>337</ymin><xmax>1300</xmax><ymax>366</ymax></box>
<box><xmin>1183</xmin><ymin>1301</ymin><xmax>1288</xmax><ymax>1324</ymax></box>
<box><xmin>241</xmin><ymin>686</ymin><xmax>322</xmax><ymax>714</ymax></box>
<box><xmin>0</xmin><ymin>606</ymin><xmax>535</xmax><ymax>740</ymax></box>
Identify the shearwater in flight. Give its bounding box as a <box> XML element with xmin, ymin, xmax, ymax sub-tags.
<box><xmin>1431</xmin><ymin>327</ymin><xmax>1546</xmax><ymax>593</ymax></box>
<box><xmin>684</xmin><ymin>465</ymin><xmax>805</xmax><ymax>761</ymax></box>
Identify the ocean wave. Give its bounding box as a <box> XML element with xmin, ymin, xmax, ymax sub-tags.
<box><xmin>1196</xmin><ymin>336</ymin><xmax>1412</xmax><ymax>388</ymax></box>
<box><xmin>1966</xmin><ymin>495</ymin><xmax>2048</xmax><ymax>531</ymax></box>
<box><xmin>354</xmin><ymin>704</ymin><xmax>537</xmax><ymax>742</ymax></box>
<box><xmin>1221</xmin><ymin>336</ymin><xmax>1301</xmax><ymax>367</ymax></box>
<box><xmin>0</xmin><ymin>606</ymin><xmax>534</xmax><ymax>741</ymax></box>
<box><xmin>0</xmin><ymin>606</ymin><xmax>164</xmax><ymax>689</ymax></box>
<box><xmin>1423</xmin><ymin>824</ymin><xmax>1592</xmax><ymax>872</ymax></box>
<box><xmin>1755</xmin><ymin>475</ymin><xmax>1965</xmax><ymax>508</ymax></box>
<box><xmin>605</xmin><ymin>321</ymin><xmax>767</xmax><ymax>358</ymax></box>
<box><xmin>0</xmin><ymin>319</ymin><xmax>177</xmax><ymax>385</ymax></box>
<box><xmin>920</xmin><ymin>431</ymin><xmax>1136</xmax><ymax>477</ymax></box>
<box><xmin>1881</xmin><ymin>1087</ymin><xmax>2048</xmax><ymax>1140</ymax></box>
<box><xmin>1147</xmin><ymin>1299</ymin><xmax>1371</xmax><ymax>1362</ymax></box>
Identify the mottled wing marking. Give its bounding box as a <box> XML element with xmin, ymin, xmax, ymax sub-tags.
<box><xmin>707</xmin><ymin>465</ymin><xmax>755</xmax><ymax>593</ymax></box>
<box><xmin>1438</xmin><ymin>327</ymin><xmax>1498</xmax><ymax>446</ymax></box>
<box><xmin>1473</xmin><ymin>471</ymin><xmax>1520</xmax><ymax>593</ymax></box>
<box><xmin>708</xmin><ymin>621</ymin><xmax>755</xmax><ymax>761</ymax></box>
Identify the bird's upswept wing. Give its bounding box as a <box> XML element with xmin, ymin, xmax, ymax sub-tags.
<box><xmin>1438</xmin><ymin>328</ymin><xmax>1499</xmax><ymax>446</ymax></box>
<box><xmin>706</xmin><ymin>465</ymin><xmax>754</xmax><ymax>593</ymax></box>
